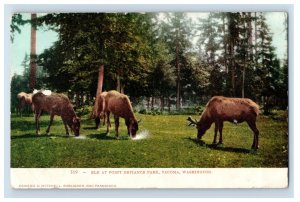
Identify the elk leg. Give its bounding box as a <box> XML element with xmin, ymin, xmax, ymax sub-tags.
<box><xmin>114</xmin><ymin>115</ymin><xmax>120</xmax><ymax>139</ymax></box>
<box><xmin>46</xmin><ymin>114</ymin><xmax>54</xmax><ymax>135</ymax></box>
<box><xmin>218</xmin><ymin>121</ymin><xmax>224</xmax><ymax>144</ymax></box>
<box><xmin>63</xmin><ymin>119</ymin><xmax>69</xmax><ymax>135</ymax></box>
<box><xmin>108</xmin><ymin>116</ymin><xmax>111</xmax><ymax>127</ymax></box>
<box><xmin>213</xmin><ymin>122</ymin><xmax>218</xmax><ymax>144</ymax></box>
<box><xmin>35</xmin><ymin>110</ymin><xmax>42</xmax><ymax>135</ymax></box>
<box><xmin>125</xmin><ymin>119</ymin><xmax>130</xmax><ymax>135</ymax></box>
<box><xmin>95</xmin><ymin>117</ymin><xmax>100</xmax><ymax>129</ymax></box>
<box><xmin>247</xmin><ymin>121</ymin><xmax>259</xmax><ymax>149</ymax></box>
<box><xmin>103</xmin><ymin>114</ymin><xmax>106</xmax><ymax>126</ymax></box>
<box><xmin>106</xmin><ymin>111</ymin><xmax>110</xmax><ymax>134</ymax></box>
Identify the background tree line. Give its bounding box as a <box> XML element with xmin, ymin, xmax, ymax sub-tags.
<box><xmin>11</xmin><ymin>12</ymin><xmax>288</xmax><ymax>114</ymax></box>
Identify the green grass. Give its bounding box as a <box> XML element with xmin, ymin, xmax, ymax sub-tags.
<box><xmin>10</xmin><ymin>111</ymin><xmax>288</xmax><ymax>168</ymax></box>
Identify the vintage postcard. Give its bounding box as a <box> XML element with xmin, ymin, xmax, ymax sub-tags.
<box><xmin>10</xmin><ymin>11</ymin><xmax>288</xmax><ymax>189</ymax></box>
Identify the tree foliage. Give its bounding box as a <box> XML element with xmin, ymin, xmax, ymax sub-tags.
<box><xmin>196</xmin><ymin>12</ymin><xmax>287</xmax><ymax>112</ymax></box>
<box><xmin>11</xmin><ymin>12</ymin><xmax>288</xmax><ymax>112</ymax></box>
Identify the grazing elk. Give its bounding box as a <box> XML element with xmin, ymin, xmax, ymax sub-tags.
<box><xmin>32</xmin><ymin>91</ymin><xmax>80</xmax><ymax>136</ymax></box>
<box><xmin>92</xmin><ymin>91</ymin><xmax>108</xmax><ymax>129</ymax></box>
<box><xmin>98</xmin><ymin>90</ymin><xmax>140</xmax><ymax>139</ymax></box>
<box><xmin>187</xmin><ymin>96</ymin><xmax>260</xmax><ymax>149</ymax></box>
<box><xmin>17</xmin><ymin>92</ymin><xmax>33</xmax><ymax>116</ymax></box>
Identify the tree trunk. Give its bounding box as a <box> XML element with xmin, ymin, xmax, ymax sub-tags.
<box><xmin>151</xmin><ymin>97</ymin><xmax>154</xmax><ymax>110</ymax></box>
<box><xmin>160</xmin><ymin>96</ymin><xmax>164</xmax><ymax>113</ymax></box>
<box><xmin>242</xmin><ymin>12</ymin><xmax>253</xmax><ymax>98</ymax></box>
<box><xmin>263</xmin><ymin>96</ymin><xmax>270</xmax><ymax>115</ymax></box>
<box><xmin>222</xmin><ymin>14</ymin><xmax>228</xmax><ymax>73</ymax></box>
<box><xmin>86</xmin><ymin>93</ymin><xmax>90</xmax><ymax>105</ymax></box>
<box><xmin>92</xmin><ymin>65</ymin><xmax>104</xmax><ymax>119</ymax></box>
<box><xmin>254</xmin><ymin>12</ymin><xmax>258</xmax><ymax>65</ymax></box>
<box><xmin>147</xmin><ymin>97</ymin><xmax>150</xmax><ymax>110</ymax></box>
<box><xmin>247</xmin><ymin>12</ymin><xmax>253</xmax><ymax>57</ymax></box>
<box><xmin>116</xmin><ymin>75</ymin><xmax>122</xmax><ymax>93</ymax></box>
<box><xmin>176</xmin><ymin>26</ymin><xmax>181</xmax><ymax>111</ymax></box>
<box><xmin>168</xmin><ymin>97</ymin><xmax>171</xmax><ymax>112</ymax></box>
<box><xmin>120</xmin><ymin>85</ymin><xmax>124</xmax><ymax>94</ymax></box>
<box><xmin>76</xmin><ymin>92</ymin><xmax>80</xmax><ymax>107</ymax></box>
<box><xmin>228</xmin><ymin>13</ymin><xmax>238</xmax><ymax>97</ymax></box>
<box><xmin>229</xmin><ymin>41</ymin><xmax>235</xmax><ymax>97</ymax></box>
<box><xmin>176</xmin><ymin>79</ymin><xmax>180</xmax><ymax>110</ymax></box>
<box><xmin>80</xmin><ymin>92</ymin><xmax>84</xmax><ymax>106</ymax></box>
<box><xmin>29</xmin><ymin>13</ymin><xmax>37</xmax><ymax>91</ymax></box>
<box><xmin>96</xmin><ymin>65</ymin><xmax>105</xmax><ymax>95</ymax></box>
<box><xmin>116</xmin><ymin>68</ymin><xmax>124</xmax><ymax>93</ymax></box>
<box><xmin>242</xmin><ymin>65</ymin><xmax>246</xmax><ymax>98</ymax></box>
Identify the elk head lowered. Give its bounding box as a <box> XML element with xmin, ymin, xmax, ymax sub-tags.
<box><xmin>99</xmin><ymin>90</ymin><xmax>141</xmax><ymax>139</ymax></box>
<box><xmin>186</xmin><ymin>96</ymin><xmax>260</xmax><ymax>150</ymax></box>
<box><xmin>187</xmin><ymin>116</ymin><xmax>206</xmax><ymax>141</ymax></box>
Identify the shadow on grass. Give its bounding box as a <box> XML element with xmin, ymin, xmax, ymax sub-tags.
<box><xmin>11</xmin><ymin>133</ymin><xmax>71</xmax><ymax>140</ymax></box>
<box><xmin>184</xmin><ymin>137</ymin><xmax>251</xmax><ymax>154</ymax></box>
<box><xmin>11</xmin><ymin>119</ymin><xmax>61</xmax><ymax>131</ymax></box>
<box><xmin>88</xmin><ymin>133</ymin><xmax>129</xmax><ymax>140</ymax></box>
<box><xmin>11</xmin><ymin>133</ymin><xmax>41</xmax><ymax>140</ymax></box>
<box><xmin>11</xmin><ymin>113</ymin><xmax>34</xmax><ymax>118</ymax></box>
<box><xmin>83</xmin><ymin>126</ymin><xmax>98</xmax><ymax>130</ymax></box>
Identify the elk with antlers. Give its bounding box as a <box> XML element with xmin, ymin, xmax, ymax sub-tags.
<box><xmin>187</xmin><ymin>96</ymin><xmax>260</xmax><ymax>149</ymax></box>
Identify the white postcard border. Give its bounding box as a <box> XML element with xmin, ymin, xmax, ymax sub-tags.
<box><xmin>4</xmin><ymin>2</ymin><xmax>295</xmax><ymax>198</ymax></box>
<box><xmin>11</xmin><ymin>168</ymin><xmax>288</xmax><ymax>189</ymax></box>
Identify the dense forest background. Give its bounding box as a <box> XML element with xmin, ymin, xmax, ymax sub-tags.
<box><xmin>10</xmin><ymin>12</ymin><xmax>288</xmax><ymax>114</ymax></box>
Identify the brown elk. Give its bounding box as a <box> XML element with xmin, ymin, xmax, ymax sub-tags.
<box><xmin>98</xmin><ymin>90</ymin><xmax>140</xmax><ymax>139</ymax></box>
<box><xmin>92</xmin><ymin>91</ymin><xmax>108</xmax><ymax>129</ymax></box>
<box><xmin>187</xmin><ymin>96</ymin><xmax>260</xmax><ymax>149</ymax></box>
<box><xmin>32</xmin><ymin>91</ymin><xmax>80</xmax><ymax>136</ymax></box>
<box><xmin>17</xmin><ymin>92</ymin><xmax>33</xmax><ymax>116</ymax></box>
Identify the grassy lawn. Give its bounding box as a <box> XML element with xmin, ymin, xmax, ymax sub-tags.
<box><xmin>10</xmin><ymin>111</ymin><xmax>288</xmax><ymax>168</ymax></box>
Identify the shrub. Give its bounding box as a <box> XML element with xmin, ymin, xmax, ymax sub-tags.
<box><xmin>76</xmin><ymin>105</ymin><xmax>92</xmax><ymax>117</ymax></box>
<box><xmin>139</xmin><ymin>109</ymin><xmax>147</xmax><ymax>114</ymax></box>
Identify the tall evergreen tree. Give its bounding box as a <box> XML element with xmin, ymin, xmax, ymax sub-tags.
<box><xmin>29</xmin><ymin>13</ymin><xmax>37</xmax><ymax>91</ymax></box>
<box><xmin>160</xmin><ymin>13</ymin><xmax>192</xmax><ymax>110</ymax></box>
